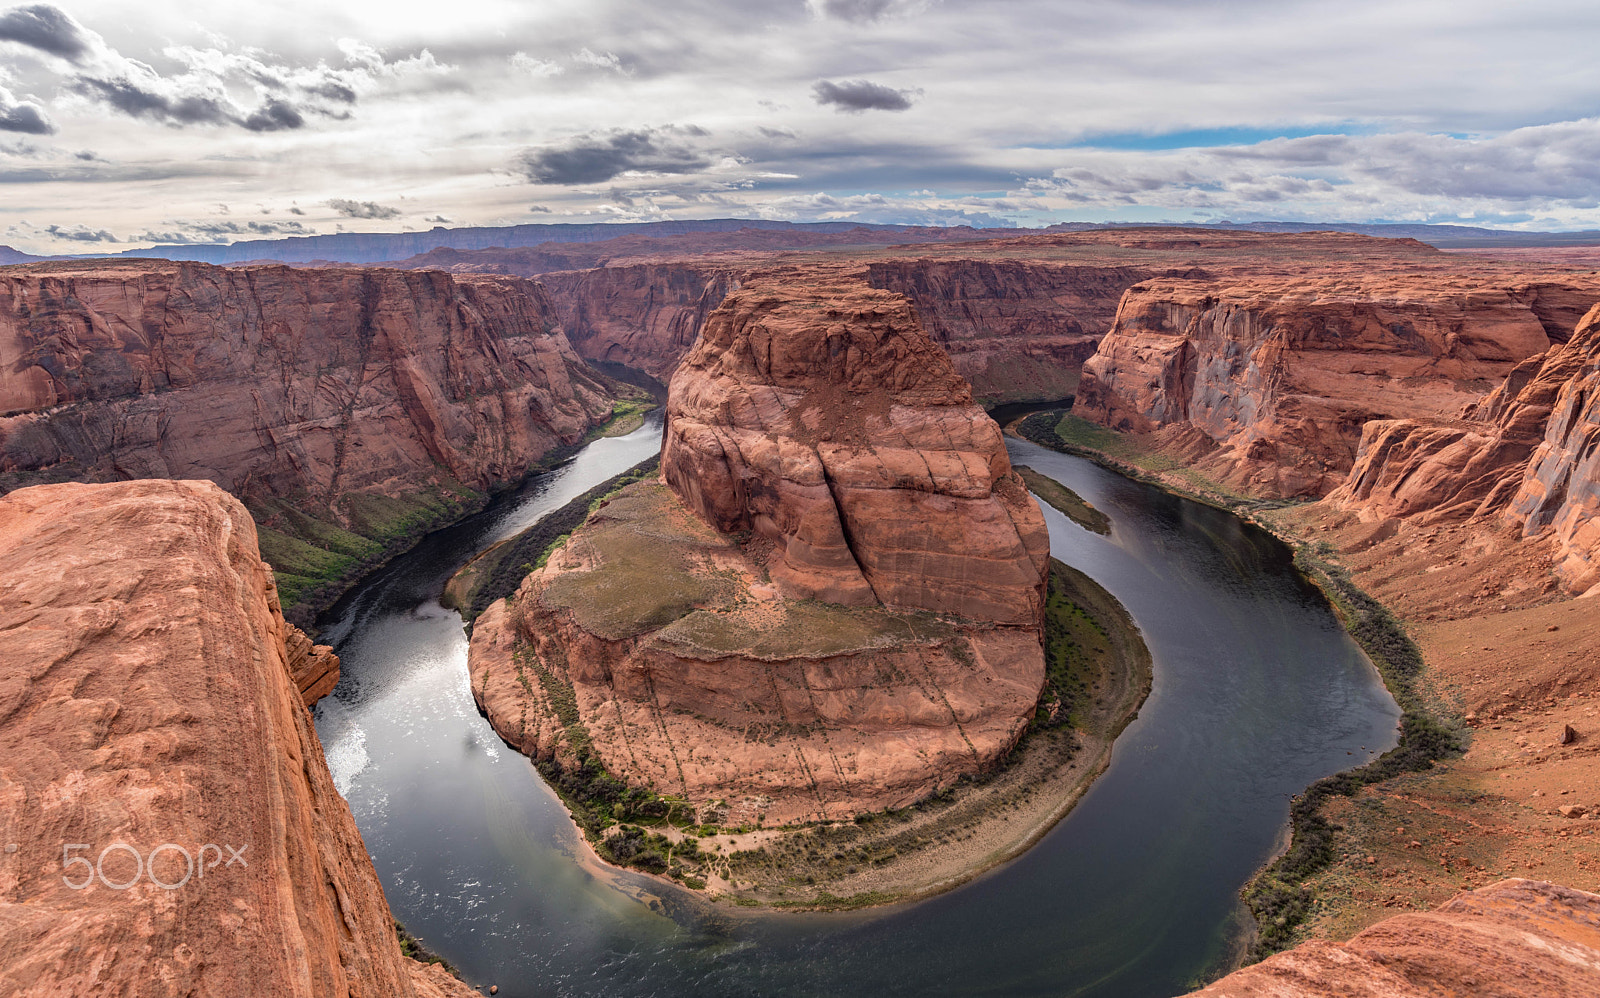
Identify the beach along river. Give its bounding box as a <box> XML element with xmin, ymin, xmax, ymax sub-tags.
<box><xmin>313</xmin><ymin>415</ymin><xmax>1399</xmax><ymax>997</ymax></box>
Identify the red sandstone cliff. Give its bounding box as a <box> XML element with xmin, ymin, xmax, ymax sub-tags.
<box><xmin>1193</xmin><ymin>879</ymin><xmax>1600</xmax><ymax>997</ymax></box>
<box><xmin>865</xmin><ymin>259</ymin><xmax>1154</xmax><ymax>401</ymax></box>
<box><xmin>467</xmin><ymin>275</ymin><xmax>1049</xmax><ymax>824</ymax></box>
<box><xmin>0</xmin><ymin>261</ymin><xmax>616</xmax><ymax>504</ymax></box>
<box><xmin>540</xmin><ymin>264</ymin><xmax>740</xmax><ymax>381</ymax></box>
<box><xmin>662</xmin><ymin>272</ymin><xmax>1048</xmax><ymax>622</ymax></box>
<box><xmin>0</xmin><ymin>479</ymin><xmax>473</xmax><ymax>997</ymax></box>
<box><xmin>1078</xmin><ymin>277</ymin><xmax>1562</xmax><ymax>496</ymax></box>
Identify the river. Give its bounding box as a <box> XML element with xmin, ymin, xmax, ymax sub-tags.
<box><xmin>313</xmin><ymin>413</ymin><xmax>1399</xmax><ymax>997</ymax></box>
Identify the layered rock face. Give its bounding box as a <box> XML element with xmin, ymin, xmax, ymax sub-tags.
<box><xmin>1079</xmin><ymin>278</ymin><xmax>1559</xmax><ymax>496</ymax></box>
<box><xmin>540</xmin><ymin>264</ymin><xmax>739</xmax><ymax>380</ymax></box>
<box><xmin>469</xmin><ymin>277</ymin><xmax>1049</xmax><ymax>823</ymax></box>
<box><xmin>662</xmin><ymin>274</ymin><xmax>1049</xmax><ymax>623</ymax></box>
<box><xmin>865</xmin><ymin>259</ymin><xmax>1153</xmax><ymax>401</ymax></box>
<box><xmin>1324</xmin><ymin>304</ymin><xmax>1600</xmax><ymax>594</ymax></box>
<box><xmin>0</xmin><ymin>480</ymin><xmax>472</xmax><ymax>998</ymax></box>
<box><xmin>0</xmin><ymin>261</ymin><xmax>616</xmax><ymax>504</ymax></box>
<box><xmin>1194</xmin><ymin>879</ymin><xmax>1600</xmax><ymax>997</ymax></box>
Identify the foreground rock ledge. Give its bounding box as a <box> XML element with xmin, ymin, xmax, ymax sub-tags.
<box><xmin>469</xmin><ymin>275</ymin><xmax>1050</xmax><ymax>825</ymax></box>
<box><xmin>1195</xmin><ymin>879</ymin><xmax>1600</xmax><ymax>997</ymax></box>
<box><xmin>0</xmin><ymin>480</ymin><xmax>472</xmax><ymax>998</ymax></box>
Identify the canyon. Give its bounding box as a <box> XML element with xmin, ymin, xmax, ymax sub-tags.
<box><xmin>0</xmin><ymin>479</ymin><xmax>473</xmax><ymax>997</ymax></box>
<box><xmin>467</xmin><ymin>274</ymin><xmax>1052</xmax><ymax>828</ymax></box>
<box><xmin>0</xmin><ymin>260</ymin><xmax>625</xmax><ymax>619</ymax></box>
<box><xmin>6</xmin><ymin>223</ymin><xmax>1600</xmax><ymax>994</ymax></box>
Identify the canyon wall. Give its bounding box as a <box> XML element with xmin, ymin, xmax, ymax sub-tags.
<box><xmin>864</xmin><ymin>259</ymin><xmax>1154</xmax><ymax>401</ymax></box>
<box><xmin>0</xmin><ymin>479</ymin><xmax>472</xmax><ymax>997</ymax></box>
<box><xmin>1078</xmin><ymin>277</ymin><xmax>1564</xmax><ymax>497</ymax></box>
<box><xmin>540</xmin><ymin>264</ymin><xmax>739</xmax><ymax>381</ymax></box>
<box><xmin>1194</xmin><ymin>879</ymin><xmax>1600</xmax><ymax>997</ymax></box>
<box><xmin>0</xmin><ymin>260</ymin><xmax>620</xmax><ymax>614</ymax></box>
<box><xmin>0</xmin><ymin>261</ymin><xmax>615</xmax><ymax>501</ymax></box>
<box><xmin>469</xmin><ymin>275</ymin><xmax>1049</xmax><ymax>824</ymax></box>
<box><xmin>540</xmin><ymin>257</ymin><xmax>1167</xmax><ymax>402</ymax></box>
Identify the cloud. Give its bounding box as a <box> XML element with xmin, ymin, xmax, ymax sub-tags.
<box><xmin>811</xmin><ymin>79</ymin><xmax>917</xmax><ymax>113</ymax></box>
<box><xmin>4</xmin><ymin>5</ymin><xmax>454</xmax><ymax>132</ymax></box>
<box><xmin>130</xmin><ymin>218</ymin><xmax>317</xmax><ymax>243</ymax></box>
<box><xmin>571</xmin><ymin>47</ymin><xmax>623</xmax><ymax>73</ymax></box>
<box><xmin>511</xmin><ymin>52</ymin><xmax>562</xmax><ymax>77</ymax></box>
<box><xmin>0</xmin><ymin>86</ymin><xmax>51</xmax><ymax>133</ymax></box>
<box><xmin>804</xmin><ymin>0</ymin><xmax>928</xmax><ymax>22</ymax></box>
<box><xmin>326</xmin><ymin>198</ymin><xmax>402</xmax><ymax>219</ymax></box>
<box><xmin>45</xmin><ymin>222</ymin><xmax>116</xmax><ymax>241</ymax></box>
<box><xmin>517</xmin><ymin>126</ymin><xmax>714</xmax><ymax>185</ymax></box>
<box><xmin>527</xmin><ymin>204</ymin><xmax>552</xmax><ymax>212</ymax></box>
<box><xmin>0</xmin><ymin>3</ymin><xmax>90</xmax><ymax>61</ymax></box>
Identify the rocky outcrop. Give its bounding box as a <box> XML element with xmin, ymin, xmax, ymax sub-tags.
<box><xmin>865</xmin><ymin>259</ymin><xmax>1153</xmax><ymax>401</ymax></box>
<box><xmin>0</xmin><ymin>479</ymin><xmax>474</xmax><ymax>998</ymax></box>
<box><xmin>0</xmin><ymin>261</ymin><xmax>616</xmax><ymax>503</ymax></box>
<box><xmin>468</xmin><ymin>275</ymin><xmax>1049</xmax><ymax>823</ymax></box>
<box><xmin>1504</xmin><ymin>305</ymin><xmax>1600</xmax><ymax>594</ymax></box>
<box><xmin>540</xmin><ymin>264</ymin><xmax>739</xmax><ymax>380</ymax></box>
<box><xmin>1193</xmin><ymin>879</ymin><xmax>1600</xmax><ymax>997</ymax></box>
<box><xmin>1322</xmin><ymin>304</ymin><xmax>1600</xmax><ymax>595</ymax></box>
<box><xmin>1079</xmin><ymin>277</ymin><xmax>1559</xmax><ymax>497</ymax></box>
<box><xmin>662</xmin><ymin>274</ymin><xmax>1048</xmax><ymax>623</ymax></box>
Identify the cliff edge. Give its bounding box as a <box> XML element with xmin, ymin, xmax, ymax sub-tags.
<box><xmin>0</xmin><ymin>479</ymin><xmax>472</xmax><ymax>997</ymax></box>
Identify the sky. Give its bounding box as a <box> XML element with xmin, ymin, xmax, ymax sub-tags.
<box><xmin>2</xmin><ymin>0</ymin><xmax>1599</xmax><ymax>253</ymax></box>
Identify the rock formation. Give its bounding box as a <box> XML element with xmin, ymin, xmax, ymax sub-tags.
<box><xmin>0</xmin><ymin>261</ymin><xmax>615</xmax><ymax>502</ymax></box>
<box><xmin>0</xmin><ymin>479</ymin><xmax>473</xmax><ymax>998</ymax></box>
<box><xmin>540</xmin><ymin>264</ymin><xmax>739</xmax><ymax>381</ymax></box>
<box><xmin>865</xmin><ymin>259</ymin><xmax>1151</xmax><ymax>401</ymax></box>
<box><xmin>662</xmin><ymin>273</ymin><xmax>1048</xmax><ymax>623</ymax></box>
<box><xmin>1078</xmin><ymin>277</ymin><xmax>1561</xmax><ymax>496</ymax></box>
<box><xmin>1323</xmin><ymin>303</ymin><xmax>1600</xmax><ymax>595</ymax></box>
<box><xmin>468</xmin><ymin>276</ymin><xmax>1049</xmax><ymax>824</ymax></box>
<box><xmin>1194</xmin><ymin>879</ymin><xmax>1600</xmax><ymax>997</ymax></box>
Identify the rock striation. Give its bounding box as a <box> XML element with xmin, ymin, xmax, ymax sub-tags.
<box><xmin>541</xmin><ymin>264</ymin><xmax>740</xmax><ymax>381</ymax></box>
<box><xmin>468</xmin><ymin>276</ymin><xmax>1049</xmax><ymax>824</ymax></box>
<box><xmin>1193</xmin><ymin>879</ymin><xmax>1600</xmax><ymax>997</ymax></box>
<box><xmin>0</xmin><ymin>261</ymin><xmax>616</xmax><ymax>502</ymax></box>
<box><xmin>0</xmin><ymin>479</ymin><xmax>473</xmax><ymax>998</ymax></box>
<box><xmin>1079</xmin><ymin>277</ymin><xmax>1560</xmax><ymax>496</ymax></box>
<box><xmin>662</xmin><ymin>273</ymin><xmax>1048</xmax><ymax>623</ymax></box>
<box><xmin>1323</xmin><ymin>303</ymin><xmax>1600</xmax><ymax>594</ymax></box>
<box><xmin>865</xmin><ymin>259</ymin><xmax>1152</xmax><ymax>401</ymax></box>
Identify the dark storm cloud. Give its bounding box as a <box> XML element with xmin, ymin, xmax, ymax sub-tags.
<box><xmin>0</xmin><ymin>3</ymin><xmax>89</xmax><ymax>61</ymax></box>
<box><xmin>327</xmin><ymin>198</ymin><xmax>402</xmax><ymax>219</ymax></box>
<box><xmin>72</xmin><ymin>76</ymin><xmax>234</xmax><ymax>126</ymax></box>
<box><xmin>0</xmin><ymin>92</ymin><xmax>52</xmax><ymax>134</ymax></box>
<box><xmin>45</xmin><ymin>222</ymin><xmax>116</xmax><ymax>241</ymax></box>
<box><xmin>811</xmin><ymin>79</ymin><xmax>916</xmax><ymax>112</ymax></box>
<box><xmin>517</xmin><ymin>127</ymin><xmax>714</xmax><ymax>184</ymax></box>
<box><xmin>242</xmin><ymin>98</ymin><xmax>305</xmax><ymax>132</ymax></box>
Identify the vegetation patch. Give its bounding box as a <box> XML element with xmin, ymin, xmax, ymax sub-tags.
<box><xmin>394</xmin><ymin>919</ymin><xmax>461</xmax><ymax>978</ymax></box>
<box><xmin>444</xmin><ymin>456</ymin><xmax>660</xmax><ymax>622</ymax></box>
<box><xmin>254</xmin><ymin>482</ymin><xmax>488</xmax><ymax>629</ymax></box>
<box><xmin>1016</xmin><ymin>465</ymin><xmax>1110</xmax><ymax>535</ymax></box>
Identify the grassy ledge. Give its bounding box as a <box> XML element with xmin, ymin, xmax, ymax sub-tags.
<box><xmin>441</xmin><ymin>455</ymin><xmax>661</xmax><ymax>623</ymax></box>
<box><xmin>1016</xmin><ymin>465</ymin><xmax>1110</xmax><ymax>535</ymax></box>
<box><xmin>1011</xmin><ymin>408</ymin><xmax>1464</xmax><ymax>961</ymax></box>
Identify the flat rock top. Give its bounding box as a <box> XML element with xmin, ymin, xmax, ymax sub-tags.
<box><xmin>541</xmin><ymin>479</ymin><xmax>957</xmax><ymax>656</ymax></box>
